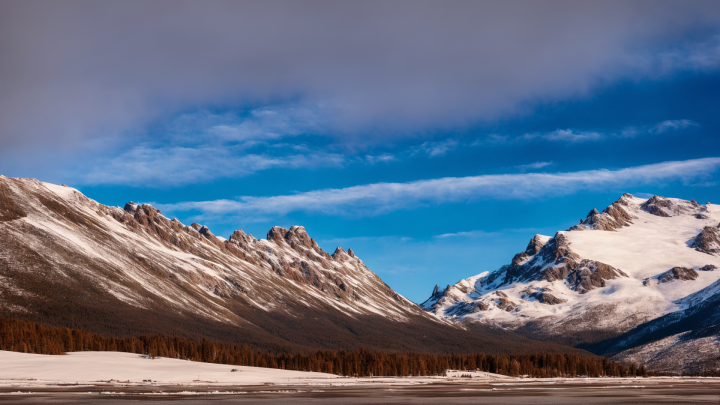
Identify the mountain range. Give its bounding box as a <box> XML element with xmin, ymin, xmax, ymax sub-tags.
<box><xmin>0</xmin><ymin>175</ymin><xmax>573</xmax><ymax>355</ymax></box>
<box><xmin>1</xmin><ymin>174</ymin><xmax>719</xmax><ymax>373</ymax></box>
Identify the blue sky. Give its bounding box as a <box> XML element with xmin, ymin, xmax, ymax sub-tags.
<box><xmin>2</xmin><ymin>2</ymin><xmax>720</xmax><ymax>302</ymax></box>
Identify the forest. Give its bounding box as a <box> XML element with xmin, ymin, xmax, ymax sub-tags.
<box><xmin>0</xmin><ymin>316</ymin><xmax>647</xmax><ymax>378</ymax></box>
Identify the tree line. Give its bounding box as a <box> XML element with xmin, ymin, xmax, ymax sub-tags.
<box><xmin>0</xmin><ymin>316</ymin><xmax>646</xmax><ymax>377</ymax></box>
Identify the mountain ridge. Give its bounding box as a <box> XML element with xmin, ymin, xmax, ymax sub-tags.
<box><xmin>0</xmin><ymin>175</ymin><xmax>583</xmax><ymax>355</ymax></box>
<box><xmin>421</xmin><ymin>193</ymin><xmax>720</xmax><ymax>373</ymax></box>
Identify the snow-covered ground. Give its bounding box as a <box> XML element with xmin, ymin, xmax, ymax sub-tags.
<box><xmin>4</xmin><ymin>350</ymin><xmax>719</xmax><ymax>391</ymax></box>
<box><xmin>0</xmin><ymin>351</ymin><xmax>338</xmax><ymax>385</ymax></box>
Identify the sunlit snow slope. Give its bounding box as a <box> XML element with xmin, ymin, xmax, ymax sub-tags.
<box><xmin>422</xmin><ymin>193</ymin><xmax>720</xmax><ymax>373</ymax></box>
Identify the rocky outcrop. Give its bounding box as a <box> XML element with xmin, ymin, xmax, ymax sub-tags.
<box><xmin>524</xmin><ymin>234</ymin><xmax>546</xmax><ymax>255</ymax></box>
<box><xmin>699</xmin><ymin>265</ymin><xmax>717</xmax><ymax>271</ymax></box>
<box><xmin>640</xmin><ymin>196</ymin><xmax>674</xmax><ymax>217</ymax></box>
<box><xmin>658</xmin><ymin>267</ymin><xmax>699</xmax><ymax>283</ymax></box>
<box><xmin>493</xmin><ymin>233</ymin><xmax>626</xmax><ymax>293</ymax></box>
<box><xmin>690</xmin><ymin>226</ymin><xmax>720</xmax><ymax>256</ymax></box>
<box><xmin>566</xmin><ymin>260</ymin><xmax>629</xmax><ymax>293</ymax></box>
<box><xmin>569</xmin><ymin>195</ymin><xmax>634</xmax><ymax>231</ymax></box>
<box><xmin>523</xmin><ymin>288</ymin><xmax>566</xmax><ymax>305</ymax></box>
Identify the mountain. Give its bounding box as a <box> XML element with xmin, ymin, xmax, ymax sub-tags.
<box><xmin>0</xmin><ymin>175</ymin><xmax>578</xmax><ymax>355</ymax></box>
<box><xmin>421</xmin><ymin>193</ymin><xmax>720</xmax><ymax>374</ymax></box>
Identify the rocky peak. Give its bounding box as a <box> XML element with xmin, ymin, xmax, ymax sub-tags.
<box><xmin>541</xmin><ymin>232</ymin><xmax>575</xmax><ymax>263</ymax></box>
<box><xmin>524</xmin><ymin>234</ymin><xmax>547</xmax><ymax>256</ymax></box>
<box><xmin>640</xmin><ymin>195</ymin><xmax>678</xmax><ymax>217</ymax></box>
<box><xmin>123</xmin><ymin>202</ymin><xmax>140</xmax><ymax>214</ymax></box>
<box><xmin>348</xmin><ymin>248</ymin><xmax>355</xmax><ymax>258</ymax></box>
<box><xmin>331</xmin><ymin>246</ymin><xmax>358</xmax><ymax>262</ymax></box>
<box><xmin>229</xmin><ymin>229</ymin><xmax>255</xmax><ymax>247</ymax></box>
<box><xmin>267</xmin><ymin>226</ymin><xmax>289</xmax><ymax>245</ymax></box>
<box><xmin>331</xmin><ymin>247</ymin><xmax>347</xmax><ymax>260</ymax></box>
<box><xmin>198</xmin><ymin>225</ymin><xmax>214</xmax><ymax>238</ymax></box>
<box><xmin>616</xmin><ymin>193</ymin><xmax>634</xmax><ymax>206</ymax></box>
<box><xmin>491</xmin><ymin>231</ymin><xmax>626</xmax><ymax>293</ymax></box>
<box><xmin>286</xmin><ymin>225</ymin><xmax>314</xmax><ymax>249</ymax></box>
<box><xmin>569</xmin><ymin>196</ymin><xmax>633</xmax><ymax>231</ymax></box>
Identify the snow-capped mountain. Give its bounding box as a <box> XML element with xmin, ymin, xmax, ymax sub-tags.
<box><xmin>0</xmin><ymin>175</ymin><xmax>561</xmax><ymax>354</ymax></box>
<box><xmin>422</xmin><ymin>193</ymin><xmax>720</xmax><ymax>373</ymax></box>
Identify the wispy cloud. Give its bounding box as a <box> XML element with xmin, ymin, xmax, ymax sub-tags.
<box><xmin>364</xmin><ymin>154</ymin><xmax>397</xmax><ymax>164</ymax></box>
<box><xmin>650</xmin><ymin>119</ymin><xmax>699</xmax><ymax>134</ymax></box>
<box><xmin>476</xmin><ymin>118</ymin><xmax>700</xmax><ymax>145</ymax></box>
<box><xmin>412</xmin><ymin>139</ymin><xmax>459</xmax><ymax>157</ymax></box>
<box><xmin>81</xmin><ymin>145</ymin><xmax>345</xmax><ymax>186</ymax></box>
<box><xmin>435</xmin><ymin>230</ymin><xmax>498</xmax><ymax>239</ymax></box>
<box><xmin>524</xmin><ymin>129</ymin><xmax>603</xmax><ymax>143</ymax></box>
<box><xmin>514</xmin><ymin>161</ymin><xmax>553</xmax><ymax>171</ymax></box>
<box><xmin>158</xmin><ymin>157</ymin><xmax>720</xmax><ymax>219</ymax></box>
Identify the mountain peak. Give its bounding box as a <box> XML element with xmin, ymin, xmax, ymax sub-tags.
<box><xmin>569</xmin><ymin>194</ymin><xmax>634</xmax><ymax>231</ymax></box>
<box><xmin>267</xmin><ymin>226</ymin><xmax>289</xmax><ymax>244</ymax></box>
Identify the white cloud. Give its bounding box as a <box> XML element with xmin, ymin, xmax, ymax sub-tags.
<box><xmin>476</xmin><ymin>118</ymin><xmax>700</xmax><ymax>146</ymax></box>
<box><xmin>158</xmin><ymin>157</ymin><xmax>720</xmax><ymax>218</ymax></box>
<box><xmin>530</xmin><ymin>129</ymin><xmax>603</xmax><ymax>142</ymax></box>
<box><xmin>364</xmin><ymin>154</ymin><xmax>397</xmax><ymax>164</ymax></box>
<box><xmin>650</xmin><ymin>119</ymin><xmax>699</xmax><ymax>134</ymax></box>
<box><xmin>412</xmin><ymin>139</ymin><xmax>459</xmax><ymax>157</ymax></box>
<box><xmin>515</xmin><ymin>161</ymin><xmax>553</xmax><ymax>171</ymax></box>
<box><xmin>80</xmin><ymin>145</ymin><xmax>345</xmax><ymax>186</ymax></box>
<box><xmin>435</xmin><ymin>230</ymin><xmax>498</xmax><ymax>239</ymax></box>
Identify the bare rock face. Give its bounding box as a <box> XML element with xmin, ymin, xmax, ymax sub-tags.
<box><xmin>229</xmin><ymin>229</ymin><xmax>256</xmax><ymax>247</ymax></box>
<box><xmin>566</xmin><ymin>260</ymin><xmax>628</xmax><ymax>293</ymax></box>
<box><xmin>485</xmin><ymin>232</ymin><xmax>627</xmax><ymax>294</ymax></box>
<box><xmin>530</xmin><ymin>292</ymin><xmax>565</xmax><ymax>305</ymax></box>
<box><xmin>0</xmin><ymin>178</ymin><xmax>27</xmax><ymax>222</ymax></box>
<box><xmin>699</xmin><ymin>264</ymin><xmax>717</xmax><ymax>271</ymax></box>
<box><xmin>331</xmin><ymin>247</ymin><xmax>352</xmax><ymax>261</ymax></box>
<box><xmin>267</xmin><ymin>226</ymin><xmax>289</xmax><ymax>245</ymax></box>
<box><xmin>658</xmin><ymin>267</ymin><xmax>699</xmax><ymax>283</ymax></box>
<box><xmin>691</xmin><ymin>226</ymin><xmax>720</xmax><ymax>256</ymax></box>
<box><xmin>523</xmin><ymin>287</ymin><xmax>566</xmax><ymax>305</ymax></box>
<box><xmin>640</xmin><ymin>196</ymin><xmax>674</xmax><ymax>217</ymax></box>
<box><xmin>524</xmin><ymin>234</ymin><xmax>547</xmax><ymax>255</ymax></box>
<box><xmin>569</xmin><ymin>197</ymin><xmax>634</xmax><ymax>231</ymax></box>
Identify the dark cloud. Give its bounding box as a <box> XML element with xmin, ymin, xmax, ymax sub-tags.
<box><xmin>2</xmin><ymin>0</ymin><xmax>720</xmax><ymax>158</ymax></box>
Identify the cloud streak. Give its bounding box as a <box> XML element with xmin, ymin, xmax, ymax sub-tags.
<box><xmin>158</xmin><ymin>157</ymin><xmax>720</xmax><ymax>218</ymax></box>
<box><xmin>650</xmin><ymin>119</ymin><xmax>699</xmax><ymax>134</ymax></box>
<box><xmin>80</xmin><ymin>145</ymin><xmax>345</xmax><ymax>186</ymax></box>
<box><xmin>478</xmin><ymin>118</ymin><xmax>701</xmax><ymax>146</ymax></box>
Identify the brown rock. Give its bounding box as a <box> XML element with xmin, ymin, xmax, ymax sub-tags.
<box><xmin>658</xmin><ymin>267</ymin><xmax>699</xmax><ymax>283</ymax></box>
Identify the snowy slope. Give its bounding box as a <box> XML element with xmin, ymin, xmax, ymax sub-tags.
<box><xmin>0</xmin><ymin>350</ymin><xmax>338</xmax><ymax>384</ymax></box>
<box><xmin>0</xmin><ymin>176</ymin><xmax>419</xmax><ymax>321</ymax></box>
<box><xmin>3</xmin><ymin>175</ymin><xmax>483</xmax><ymax>354</ymax></box>
<box><xmin>421</xmin><ymin>193</ymin><xmax>720</xmax><ymax>371</ymax></box>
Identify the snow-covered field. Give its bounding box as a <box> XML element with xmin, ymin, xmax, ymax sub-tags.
<box><xmin>3</xmin><ymin>351</ymin><xmax>720</xmax><ymax>404</ymax></box>
<box><xmin>0</xmin><ymin>351</ymin><xmax>338</xmax><ymax>385</ymax></box>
